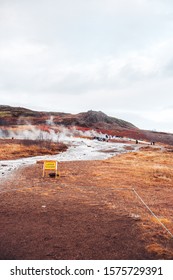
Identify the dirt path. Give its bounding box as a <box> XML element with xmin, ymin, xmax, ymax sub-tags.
<box><xmin>0</xmin><ymin>149</ymin><xmax>173</xmax><ymax>260</ymax></box>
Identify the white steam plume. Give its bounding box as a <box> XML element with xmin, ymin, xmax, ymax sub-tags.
<box><xmin>0</xmin><ymin>125</ymin><xmax>107</xmax><ymax>143</ymax></box>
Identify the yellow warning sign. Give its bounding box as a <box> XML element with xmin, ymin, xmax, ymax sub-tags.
<box><xmin>43</xmin><ymin>160</ymin><xmax>59</xmax><ymax>178</ymax></box>
<box><xmin>44</xmin><ymin>161</ymin><xmax>57</xmax><ymax>170</ymax></box>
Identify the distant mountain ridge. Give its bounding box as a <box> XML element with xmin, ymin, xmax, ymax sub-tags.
<box><xmin>1</xmin><ymin>105</ymin><xmax>173</xmax><ymax>145</ymax></box>
<box><xmin>0</xmin><ymin>105</ymin><xmax>136</xmax><ymax>130</ymax></box>
<box><xmin>75</xmin><ymin>110</ymin><xmax>137</xmax><ymax>129</ymax></box>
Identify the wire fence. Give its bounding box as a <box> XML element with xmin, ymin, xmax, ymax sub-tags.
<box><xmin>0</xmin><ymin>184</ymin><xmax>173</xmax><ymax>238</ymax></box>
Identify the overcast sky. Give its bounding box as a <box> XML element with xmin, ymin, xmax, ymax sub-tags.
<box><xmin>0</xmin><ymin>0</ymin><xmax>173</xmax><ymax>132</ymax></box>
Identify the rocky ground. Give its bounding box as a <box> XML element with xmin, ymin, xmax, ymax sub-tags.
<box><xmin>0</xmin><ymin>145</ymin><xmax>173</xmax><ymax>260</ymax></box>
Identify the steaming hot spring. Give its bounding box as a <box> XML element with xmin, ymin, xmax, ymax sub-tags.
<box><xmin>0</xmin><ymin>125</ymin><xmax>138</xmax><ymax>179</ymax></box>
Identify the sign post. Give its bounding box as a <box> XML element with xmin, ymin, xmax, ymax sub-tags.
<box><xmin>43</xmin><ymin>160</ymin><xmax>59</xmax><ymax>178</ymax></box>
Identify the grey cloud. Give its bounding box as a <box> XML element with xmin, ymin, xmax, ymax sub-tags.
<box><xmin>163</xmin><ymin>59</ymin><xmax>173</xmax><ymax>76</ymax></box>
<box><xmin>0</xmin><ymin>0</ymin><xmax>173</xmax><ymax>132</ymax></box>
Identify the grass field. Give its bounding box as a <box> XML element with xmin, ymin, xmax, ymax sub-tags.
<box><xmin>0</xmin><ymin>142</ymin><xmax>173</xmax><ymax>259</ymax></box>
<box><xmin>0</xmin><ymin>139</ymin><xmax>67</xmax><ymax>160</ymax></box>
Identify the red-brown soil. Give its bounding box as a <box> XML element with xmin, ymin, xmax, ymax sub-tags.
<box><xmin>0</xmin><ymin>147</ymin><xmax>173</xmax><ymax>260</ymax></box>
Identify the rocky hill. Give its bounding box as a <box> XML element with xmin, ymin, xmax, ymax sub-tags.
<box><xmin>0</xmin><ymin>105</ymin><xmax>137</xmax><ymax>129</ymax></box>
<box><xmin>0</xmin><ymin>105</ymin><xmax>173</xmax><ymax>145</ymax></box>
<box><xmin>75</xmin><ymin>110</ymin><xmax>137</xmax><ymax>130</ymax></box>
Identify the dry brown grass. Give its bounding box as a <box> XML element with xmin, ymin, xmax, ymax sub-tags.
<box><xmin>0</xmin><ymin>144</ymin><xmax>173</xmax><ymax>259</ymax></box>
<box><xmin>0</xmin><ymin>139</ymin><xmax>67</xmax><ymax>160</ymax></box>
<box><xmin>99</xmin><ymin>149</ymin><xmax>173</xmax><ymax>188</ymax></box>
<box><xmin>146</xmin><ymin>243</ymin><xmax>173</xmax><ymax>259</ymax></box>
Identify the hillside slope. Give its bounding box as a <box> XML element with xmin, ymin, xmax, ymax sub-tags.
<box><xmin>0</xmin><ymin>105</ymin><xmax>173</xmax><ymax>145</ymax></box>
<box><xmin>0</xmin><ymin>105</ymin><xmax>136</xmax><ymax>130</ymax></box>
